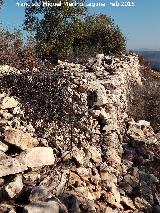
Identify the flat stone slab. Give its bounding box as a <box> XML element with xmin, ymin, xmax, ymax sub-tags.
<box><xmin>0</xmin><ymin>147</ymin><xmax>55</xmax><ymax>178</ymax></box>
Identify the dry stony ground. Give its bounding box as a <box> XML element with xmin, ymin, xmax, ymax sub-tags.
<box><xmin>0</xmin><ymin>54</ymin><xmax>159</xmax><ymax>213</ymax></box>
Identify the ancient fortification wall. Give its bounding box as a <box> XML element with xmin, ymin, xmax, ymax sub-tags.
<box><xmin>0</xmin><ymin>54</ymin><xmax>159</xmax><ymax>212</ymax></box>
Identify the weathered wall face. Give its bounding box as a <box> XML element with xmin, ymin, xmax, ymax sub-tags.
<box><xmin>0</xmin><ymin>54</ymin><xmax>159</xmax><ymax>212</ymax></box>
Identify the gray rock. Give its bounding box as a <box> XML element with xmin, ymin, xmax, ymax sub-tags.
<box><xmin>120</xmin><ymin>196</ymin><xmax>135</xmax><ymax>210</ymax></box>
<box><xmin>123</xmin><ymin>174</ymin><xmax>139</xmax><ymax>188</ymax></box>
<box><xmin>29</xmin><ymin>186</ymin><xmax>49</xmax><ymax>202</ymax></box>
<box><xmin>139</xmin><ymin>171</ymin><xmax>159</xmax><ymax>184</ymax></box>
<box><xmin>155</xmin><ymin>193</ymin><xmax>160</xmax><ymax>206</ymax></box>
<box><xmin>154</xmin><ymin>206</ymin><xmax>160</xmax><ymax>213</ymax></box>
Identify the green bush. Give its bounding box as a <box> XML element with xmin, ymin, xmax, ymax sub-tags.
<box><xmin>24</xmin><ymin>0</ymin><xmax>86</xmax><ymax>60</ymax></box>
<box><xmin>24</xmin><ymin>1</ymin><xmax>126</xmax><ymax>61</ymax></box>
<box><xmin>73</xmin><ymin>14</ymin><xmax>126</xmax><ymax>57</ymax></box>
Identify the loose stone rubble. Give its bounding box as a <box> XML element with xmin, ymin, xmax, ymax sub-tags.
<box><xmin>0</xmin><ymin>54</ymin><xmax>159</xmax><ymax>212</ymax></box>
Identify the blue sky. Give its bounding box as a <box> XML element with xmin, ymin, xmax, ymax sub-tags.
<box><xmin>0</xmin><ymin>0</ymin><xmax>160</xmax><ymax>50</ymax></box>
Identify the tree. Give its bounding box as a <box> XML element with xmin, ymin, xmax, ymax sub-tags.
<box><xmin>0</xmin><ymin>0</ymin><xmax>3</xmax><ymax>8</ymax></box>
<box><xmin>24</xmin><ymin>0</ymin><xmax>86</xmax><ymax>59</ymax></box>
<box><xmin>0</xmin><ymin>29</ymin><xmax>23</xmax><ymax>66</ymax></box>
<box><xmin>24</xmin><ymin>1</ymin><xmax>126</xmax><ymax>60</ymax></box>
<box><xmin>73</xmin><ymin>14</ymin><xmax>126</xmax><ymax>56</ymax></box>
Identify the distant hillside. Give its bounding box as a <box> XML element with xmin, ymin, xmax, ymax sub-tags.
<box><xmin>135</xmin><ymin>50</ymin><xmax>160</xmax><ymax>70</ymax></box>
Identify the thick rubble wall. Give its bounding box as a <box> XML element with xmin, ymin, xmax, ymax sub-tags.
<box><xmin>0</xmin><ymin>54</ymin><xmax>159</xmax><ymax>212</ymax></box>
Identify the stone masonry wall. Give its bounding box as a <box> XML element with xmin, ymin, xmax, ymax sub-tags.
<box><xmin>0</xmin><ymin>54</ymin><xmax>159</xmax><ymax>212</ymax></box>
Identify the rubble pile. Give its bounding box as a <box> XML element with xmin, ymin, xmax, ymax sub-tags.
<box><xmin>0</xmin><ymin>54</ymin><xmax>159</xmax><ymax>212</ymax></box>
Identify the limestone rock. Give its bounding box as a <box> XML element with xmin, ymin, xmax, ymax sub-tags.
<box><xmin>121</xmin><ymin>196</ymin><xmax>135</xmax><ymax>210</ymax></box>
<box><xmin>12</xmin><ymin>106</ymin><xmax>23</xmax><ymax>115</ymax></box>
<box><xmin>0</xmin><ymin>147</ymin><xmax>55</xmax><ymax>177</ymax></box>
<box><xmin>23</xmin><ymin>201</ymin><xmax>59</xmax><ymax>213</ymax></box>
<box><xmin>72</xmin><ymin>146</ymin><xmax>85</xmax><ymax>165</ymax></box>
<box><xmin>96</xmin><ymin>54</ymin><xmax>104</xmax><ymax>60</ymax></box>
<box><xmin>127</xmin><ymin>119</ymin><xmax>155</xmax><ymax>140</ymax></box>
<box><xmin>0</xmin><ymin>65</ymin><xmax>20</xmax><ymax>74</ymax></box>
<box><xmin>0</xmin><ymin>141</ymin><xmax>8</xmax><ymax>152</ymax></box>
<box><xmin>17</xmin><ymin>147</ymin><xmax>55</xmax><ymax>168</ymax></box>
<box><xmin>0</xmin><ymin>153</ymin><xmax>27</xmax><ymax>178</ymax></box>
<box><xmin>0</xmin><ymin>110</ymin><xmax>13</xmax><ymax>120</ymax></box>
<box><xmin>0</xmin><ymin>204</ymin><xmax>16</xmax><ymax>213</ymax></box>
<box><xmin>1</xmin><ymin>97</ymin><xmax>19</xmax><ymax>109</ymax></box>
<box><xmin>89</xmin><ymin>146</ymin><xmax>102</xmax><ymax>163</ymax></box>
<box><xmin>0</xmin><ymin>178</ymin><xmax>4</xmax><ymax>187</ymax></box>
<box><xmin>5</xmin><ymin>175</ymin><xmax>23</xmax><ymax>198</ymax></box>
<box><xmin>4</xmin><ymin>128</ymin><xmax>39</xmax><ymax>150</ymax></box>
<box><xmin>23</xmin><ymin>172</ymin><xmax>40</xmax><ymax>186</ymax></box>
<box><xmin>9</xmin><ymin>210</ymin><xmax>16</xmax><ymax>213</ymax></box>
<box><xmin>134</xmin><ymin>197</ymin><xmax>151</xmax><ymax>210</ymax></box>
<box><xmin>104</xmin><ymin>191</ymin><xmax>123</xmax><ymax>209</ymax></box>
<box><xmin>105</xmin><ymin>207</ymin><xmax>113</xmax><ymax>213</ymax></box>
<box><xmin>100</xmin><ymin>170</ymin><xmax>117</xmax><ymax>185</ymax></box>
<box><xmin>88</xmin><ymin>81</ymin><xmax>107</xmax><ymax>107</ymax></box>
<box><xmin>106</xmin><ymin>148</ymin><xmax>121</xmax><ymax>168</ymax></box>
<box><xmin>0</xmin><ymin>118</ymin><xmax>8</xmax><ymax>126</ymax></box>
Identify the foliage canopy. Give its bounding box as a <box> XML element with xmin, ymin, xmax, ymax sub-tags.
<box><xmin>24</xmin><ymin>0</ymin><xmax>126</xmax><ymax>60</ymax></box>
